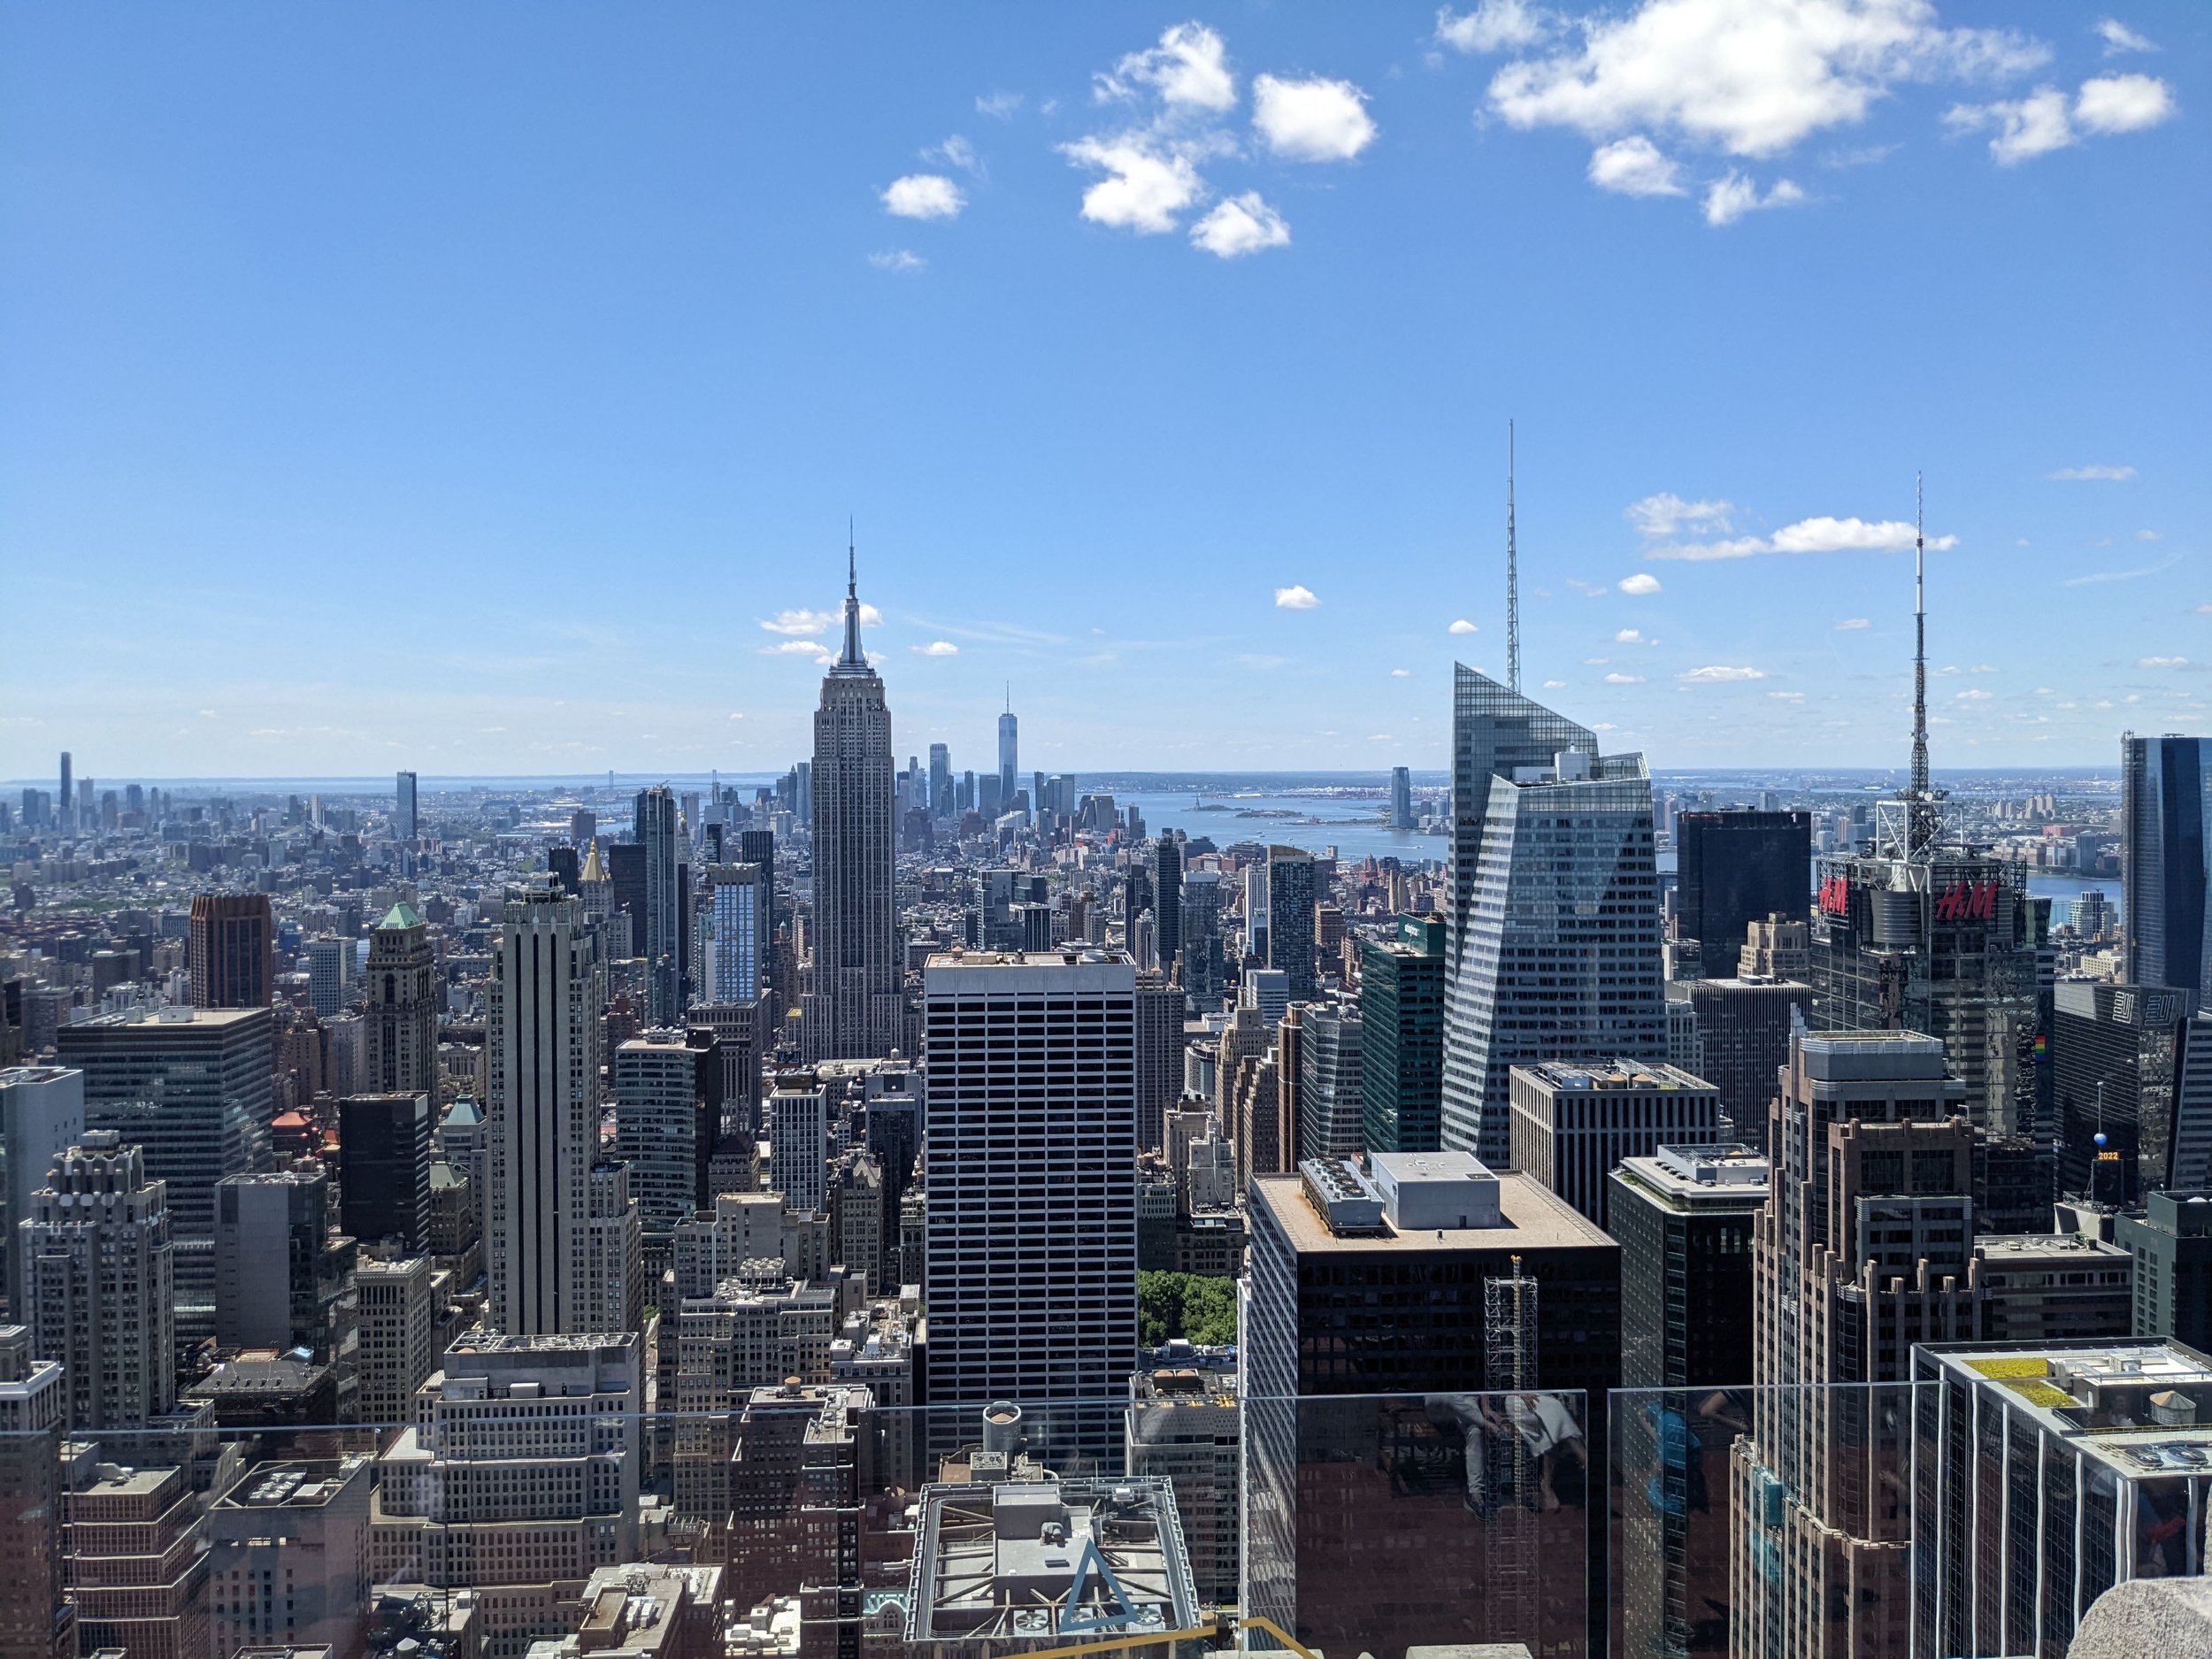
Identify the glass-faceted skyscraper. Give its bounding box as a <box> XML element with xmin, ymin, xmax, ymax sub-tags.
<box><xmin>1441</xmin><ymin>669</ymin><xmax>1664</xmax><ymax>1165</ymax></box>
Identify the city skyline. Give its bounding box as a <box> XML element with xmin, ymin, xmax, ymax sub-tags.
<box><xmin>4</xmin><ymin>4</ymin><xmax>2205</xmax><ymax>777</ymax></box>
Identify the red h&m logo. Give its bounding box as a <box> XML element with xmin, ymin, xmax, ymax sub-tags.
<box><xmin>1933</xmin><ymin>879</ymin><xmax>1998</xmax><ymax>924</ymax></box>
<box><xmin>1818</xmin><ymin>876</ymin><xmax>1850</xmax><ymax>917</ymax></box>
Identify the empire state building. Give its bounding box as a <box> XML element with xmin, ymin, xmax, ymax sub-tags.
<box><xmin>803</xmin><ymin>546</ymin><xmax>904</xmax><ymax>1059</ymax></box>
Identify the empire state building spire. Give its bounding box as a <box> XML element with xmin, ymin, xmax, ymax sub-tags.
<box><xmin>837</xmin><ymin>521</ymin><xmax>867</xmax><ymax>672</ymax></box>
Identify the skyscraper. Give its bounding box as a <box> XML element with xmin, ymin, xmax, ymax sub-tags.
<box><xmin>1810</xmin><ymin>533</ymin><xmax>2046</xmax><ymax>1137</ymax></box>
<box><xmin>214</xmin><ymin>1168</ymin><xmax>354</xmax><ymax>1365</ymax></box>
<box><xmin>1685</xmin><ymin>974</ymin><xmax>1813</xmax><ymax>1151</ymax></box>
<box><xmin>1155</xmin><ymin>835</ymin><xmax>1183</xmax><ymax>977</ymax></box>
<box><xmin>634</xmin><ymin>785</ymin><xmax>683</xmax><ymax>1025</ymax></box>
<box><xmin>363</xmin><ymin>899</ymin><xmax>438</xmax><ymax>1097</ymax></box>
<box><xmin>2123</xmin><ymin>733</ymin><xmax>2212</xmax><ymax>1003</ymax></box>
<box><xmin>922</xmin><ymin>949</ymin><xmax>1137</xmax><ymax>1463</ymax></box>
<box><xmin>613</xmin><ymin>1035</ymin><xmax>711</xmax><ymax>1243</ymax></box>
<box><xmin>0</xmin><ymin>1325</ymin><xmax>69</xmax><ymax>1659</ymax></box>
<box><xmin>1443</xmin><ymin>720</ymin><xmax>1666</xmax><ymax>1167</ymax></box>
<box><xmin>25</xmin><ymin>1131</ymin><xmax>175</xmax><ymax>1429</ymax></box>
<box><xmin>1730</xmin><ymin>1026</ymin><xmax>1972</xmax><ymax>1659</ymax></box>
<box><xmin>1180</xmin><ymin>868</ymin><xmax>1225</xmax><ymax>1009</ymax></box>
<box><xmin>2054</xmin><ymin>979</ymin><xmax>2187</xmax><ymax>1203</ymax></box>
<box><xmin>485</xmin><ymin>880</ymin><xmax>605</xmax><ymax>1335</ymax></box>
<box><xmin>767</xmin><ymin>1072</ymin><xmax>830</xmax><ymax>1216</ymax></box>
<box><xmin>1295</xmin><ymin>1002</ymin><xmax>1363</xmax><ymax>1160</ymax></box>
<box><xmin>1442</xmin><ymin>669</ymin><xmax>1611</xmax><ymax>1163</ymax></box>
<box><xmin>0</xmin><ymin>1066</ymin><xmax>83</xmax><ymax>1320</ymax></box>
<box><xmin>1359</xmin><ymin>914</ymin><xmax>1447</xmax><ymax>1154</ymax></box>
<box><xmin>61</xmin><ymin>1005</ymin><xmax>273</xmax><ymax>1338</ymax></box>
<box><xmin>698</xmin><ymin>861</ymin><xmax>771</xmax><ymax>1004</ymax></box>
<box><xmin>804</xmin><ymin>548</ymin><xmax>902</xmax><ymax>1061</ymax></box>
<box><xmin>1389</xmin><ymin>764</ymin><xmax>1413</xmax><ymax>830</ymax></box>
<box><xmin>1672</xmin><ymin>810</ymin><xmax>1812</xmax><ymax>976</ymax></box>
<box><xmin>1265</xmin><ymin>845</ymin><xmax>1317</xmax><ymax>1000</ymax></box>
<box><xmin>1508</xmin><ymin>1059</ymin><xmax>1723</xmax><ymax>1232</ymax></box>
<box><xmin>57</xmin><ymin>753</ymin><xmax>69</xmax><ymax>832</ymax></box>
<box><xmin>395</xmin><ymin>769</ymin><xmax>419</xmax><ymax>841</ymax></box>
<box><xmin>928</xmin><ymin>741</ymin><xmax>952</xmax><ymax>818</ymax></box>
<box><xmin>339</xmin><ymin>1090</ymin><xmax>434</xmax><ymax>1250</ymax></box>
<box><xmin>996</xmin><ymin>695</ymin><xmax>1018</xmax><ymax>810</ymax></box>
<box><xmin>189</xmin><ymin>892</ymin><xmax>275</xmax><ymax>1009</ymax></box>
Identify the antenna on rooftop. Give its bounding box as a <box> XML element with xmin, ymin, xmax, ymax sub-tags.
<box><xmin>1506</xmin><ymin>420</ymin><xmax>1521</xmax><ymax>694</ymax></box>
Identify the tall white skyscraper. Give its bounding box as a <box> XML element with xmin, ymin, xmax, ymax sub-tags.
<box><xmin>1441</xmin><ymin>669</ymin><xmax>1658</xmax><ymax>1165</ymax></box>
<box><xmin>25</xmin><ymin>1131</ymin><xmax>175</xmax><ymax>1430</ymax></box>
<box><xmin>485</xmin><ymin>881</ymin><xmax>606</xmax><ymax>1334</ymax></box>
<box><xmin>804</xmin><ymin>548</ymin><xmax>902</xmax><ymax>1061</ymax></box>
<box><xmin>922</xmin><ymin>949</ymin><xmax>1137</xmax><ymax>1463</ymax></box>
<box><xmin>768</xmin><ymin>1074</ymin><xmax>830</xmax><ymax>1214</ymax></box>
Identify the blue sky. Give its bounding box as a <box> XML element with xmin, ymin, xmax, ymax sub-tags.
<box><xmin>3</xmin><ymin>1</ymin><xmax>2206</xmax><ymax>782</ymax></box>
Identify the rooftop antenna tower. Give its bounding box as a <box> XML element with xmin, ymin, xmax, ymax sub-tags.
<box><xmin>1909</xmin><ymin>473</ymin><xmax>1935</xmax><ymax>858</ymax></box>
<box><xmin>1506</xmin><ymin>420</ymin><xmax>1521</xmax><ymax>694</ymax></box>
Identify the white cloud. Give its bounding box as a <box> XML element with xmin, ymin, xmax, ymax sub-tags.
<box><xmin>1835</xmin><ymin>616</ymin><xmax>1870</xmax><ymax>630</ymax></box>
<box><xmin>882</xmin><ymin>173</ymin><xmax>966</xmax><ymax>219</ymax></box>
<box><xmin>1449</xmin><ymin>618</ymin><xmax>1480</xmax><ymax>634</ymax></box>
<box><xmin>761</xmin><ymin>640</ymin><xmax>833</xmax><ymax>660</ymax></box>
<box><xmin>1191</xmin><ymin>192</ymin><xmax>1292</xmax><ymax>257</ymax></box>
<box><xmin>1486</xmin><ymin>0</ymin><xmax>2047</xmax><ymax>160</ymax></box>
<box><xmin>1254</xmin><ymin>74</ymin><xmax>1377</xmax><ymax>161</ymax></box>
<box><xmin>1604</xmin><ymin>672</ymin><xmax>1647</xmax><ymax>684</ymax></box>
<box><xmin>1098</xmin><ymin>22</ymin><xmax>1236</xmax><ymax>112</ymax></box>
<box><xmin>2097</xmin><ymin>19</ymin><xmax>2155</xmax><ymax>56</ymax></box>
<box><xmin>911</xmin><ymin>641</ymin><xmax>959</xmax><ymax>657</ymax></box>
<box><xmin>1566</xmin><ymin>578</ymin><xmax>1610</xmax><ymax>597</ymax></box>
<box><xmin>1617</xmin><ymin>572</ymin><xmax>1663</xmax><ymax>596</ymax></box>
<box><xmin>1436</xmin><ymin>0</ymin><xmax>1549</xmax><ymax>54</ymax></box>
<box><xmin>1946</xmin><ymin>86</ymin><xmax>2075</xmax><ymax>163</ymax></box>
<box><xmin>976</xmin><ymin>91</ymin><xmax>1025</xmax><ymax>119</ymax></box>
<box><xmin>1544</xmin><ymin>679</ymin><xmax>1569</xmax><ymax>688</ymax></box>
<box><xmin>2077</xmin><ymin>73</ymin><xmax>2176</xmax><ymax>134</ymax></box>
<box><xmin>728</xmin><ymin>711</ymin><xmax>745</xmax><ymax>720</ymax></box>
<box><xmin>1650</xmin><ymin>514</ymin><xmax>1956</xmax><ymax>560</ymax></box>
<box><xmin>2140</xmin><ymin>656</ymin><xmax>2190</xmax><ymax>669</ymax></box>
<box><xmin>1680</xmin><ymin>664</ymin><xmax>1767</xmax><ymax>683</ymax></box>
<box><xmin>1587</xmin><ymin>134</ymin><xmax>1686</xmax><ymax>195</ymax></box>
<box><xmin>760</xmin><ymin>609</ymin><xmax>835</xmax><ymax>636</ymax></box>
<box><xmin>1275</xmin><ymin>584</ymin><xmax>1321</xmax><ymax>610</ymax></box>
<box><xmin>868</xmin><ymin>250</ymin><xmax>926</xmax><ymax>273</ymax></box>
<box><xmin>926</xmin><ymin>135</ymin><xmax>982</xmax><ymax>173</ymax></box>
<box><xmin>2139</xmin><ymin>529</ymin><xmax>2164</xmax><ymax>541</ymax></box>
<box><xmin>858</xmin><ymin>603</ymin><xmax>883</xmax><ymax>627</ymax></box>
<box><xmin>1955</xmin><ymin>687</ymin><xmax>1993</xmax><ymax>701</ymax></box>
<box><xmin>1617</xmin><ymin>628</ymin><xmax>1647</xmax><ymax>643</ymax></box>
<box><xmin>1391</xmin><ymin>667</ymin><xmax>1416</xmax><ymax>678</ymax></box>
<box><xmin>1704</xmin><ymin>171</ymin><xmax>1806</xmax><ymax>225</ymax></box>
<box><xmin>1626</xmin><ymin>493</ymin><xmax>1732</xmax><ymax>536</ymax></box>
<box><xmin>1061</xmin><ymin>135</ymin><xmax>1205</xmax><ymax>234</ymax></box>
<box><xmin>2050</xmin><ymin>464</ymin><xmax>2135</xmax><ymax>480</ymax></box>
<box><xmin>1948</xmin><ymin>73</ymin><xmax>2174</xmax><ymax>165</ymax></box>
<box><xmin>1768</xmin><ymin>689</ymin><xmax>1806</xmax><ymax>702</ymax></box>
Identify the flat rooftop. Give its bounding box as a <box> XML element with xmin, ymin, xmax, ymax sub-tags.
<box><xmin>1923</xmin><ymin>1340</ymin><xmax>2212</xmax><ymax>1479</ymax></box>
<box><xmin>1515</xmin><ymin>1059</ymin><xmax>1716</xmax><ymax>1093</ymax></box>
<box><xmin>1253</xmin><ymin>1167</ymin><xmax>1615</xmax><ymax>1255</ymax></box>
<box><xmin>217</xmin><ymin>1458</ymin><xmax>368</xmax><ymax>1509</ymax></box>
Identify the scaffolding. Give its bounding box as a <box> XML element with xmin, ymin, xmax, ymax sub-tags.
<box><xmin>1483</xmin><ymin>1256</ymin><xmax>1540</xmax><ymax>1647</ymax></box>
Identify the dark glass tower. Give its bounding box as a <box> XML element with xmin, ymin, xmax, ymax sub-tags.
<box><xmin>2124</xmin><ymin>733</ymin><xmax>2212</xmax><ymax>1004</ymax></box>
<box><xmin>1673</xmin><ymin>810</ymin><xmax>1811</xmax><ymax>975</ymax></box>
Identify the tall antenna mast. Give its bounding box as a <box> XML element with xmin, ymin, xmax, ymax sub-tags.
<box><xmin>1908</xmin><ymin>472</ymin><xmax>1934</xmax><ymax>857</ymax></box>
<box><xmin>1506</xmin><ymin>419</ymin><xmax>1520</xmax><ymax>694</ymax></box>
